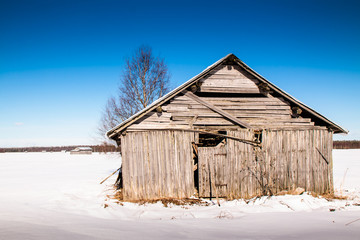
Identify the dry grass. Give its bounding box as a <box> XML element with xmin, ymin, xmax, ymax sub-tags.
<box><xmin>108</xmin><ymin>188</ymin><xmax>351</xmax><ymax>207</ymax></box>
<box><xmin>275</xmin><ymin>188</ymin><xmax>305</xmax><ymax>196</ymax></box>
<box><xmin>108</xmin><ymin>189</ymin><xmax>210</xmax><ymax>207</ymax></box>
<box><xmin>304</xmin><ymin>191</ymin><xmax>349</xmax><ymax>200</ymax></box>
<box><xmin>321</xmin><ymin>193</ymin><xmax>348</xmax><ymax>201</ymax></box>
<box><xmin>274</xmin><ymin>188</ymin><xmax>349</xmax><ymax>201</ymax></box>
<box><xmin>111</xmin><ymin>190</ymin><xmax>123</xmax><ymax>200</ymax></box>
<box><xmin>134</xmin><ymin>198</ymin><xmax>210</xmax><ymax>207</ymax></box>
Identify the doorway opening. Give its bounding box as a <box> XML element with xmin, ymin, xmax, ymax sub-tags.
<box><xmin>193</xmin><ymin>131</ymin><xmax>227</xmax><ymax>196</ymax></box>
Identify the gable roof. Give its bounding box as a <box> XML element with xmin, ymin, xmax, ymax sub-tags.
<box><xmin>107</xmin><ymin>54</ymin><xmax>348</xmax><ymax>139</ymax></box>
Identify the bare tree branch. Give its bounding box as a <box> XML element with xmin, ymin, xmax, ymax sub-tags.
<box><xmin>98</xmin><ymin>46</ymin><xmax>170</xmax><ymax>141</ymax></box>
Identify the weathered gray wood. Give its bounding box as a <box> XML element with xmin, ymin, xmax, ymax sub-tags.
<box><xmin>129</xmin><ymin>90</ymin><xmax>321</xmax><ymax>132</ymax></box>
<box><xmin>209</xmin><ymin>156</ymin><xmax>220</xmax><ymax>205</ymax></box>
<box><xmin>316</xmin><ymin>147</ymin><xmax>329</xmax><ymax>164</ymax></box>
<box><xmin>126</xmin><ymin>128</ymin><xmax>260</xmax><ymax>146</ymax></box>
<box><xmin>117</xmin><ymin>57</ymin><xmax>336</xmax><ymax>200</ymax></box>
<box><xmin>170</xmin><ymin>99</ymin><xmax>290</xmax><ymax>107</ymax></box>
<box><xmin>199</xmin><ymin>86</ymin><xmax>261</xmax><ymax>94</ymax></box>
<box><xmin>259</xmin><ymin>129</ymin><xmax>333</xmax><ymax>195</ymax></box>
<box><xmin>120</xmin><ymin>131</ymin><xmax>194</xmax><ymax>200</ymax></box>
<box><xmin>171</xmin><ymin>111</ymin><xmax>291</xmax><ymax>118</ymax></box>
<box><xmin>183</xmin><ymin>91</ymin><xmax>251</xmax><ymax>129</ymax></box>
<box><xmin>187</xmin><ymin>104</ymin><xmax>291</xmax><ymax>110</ymax></box>
<box><xmin>173</xmin><ymin>95</ymin><xmax>287</xmax><ymax>103</ymax></box>
<box><xmin>329</xmin><ymin>131</ymin><xmax>334</xmax><ymax>193</ymax></box>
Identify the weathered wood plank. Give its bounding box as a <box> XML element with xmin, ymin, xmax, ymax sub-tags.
<box><xmin>188</xmin><ymin>104</ymin><xmax>291</xmax><ymax>110</ymax></box>
<box><xmin>199</xmin><ymin>86</ymin><xmax>261</xmax><ymax>94</ymax></box>
<box><xmin>170</xmin><ymin>99</ymin><xmax>289</xmax><ymax>107</ymax></box>
<box><xmin>204</xmin><ymin>75</ymin><xmax>259</xmax><ymax>81</ymax></box>
<box><xmin>183</xmin><ymin>91</ymin><xmax>251</xmax><ymax>128</ymax></box>
<box><xmin>172</xmin><ymin>110</ymin><xmax>292</xmax><ymax>116</ymax></box>
<box><xmin>173</xmin><ymin>95</ymin><xmax>285</xmax><ymax>102</ymax></box>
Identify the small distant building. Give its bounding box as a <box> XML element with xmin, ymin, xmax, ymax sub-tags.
<box><xmin>70</xmin><ymin>147</ymin><xmax>92</xmax><ymax>154</ymax></box>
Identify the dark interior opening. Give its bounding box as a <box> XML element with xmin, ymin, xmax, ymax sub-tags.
<box><xmin>192</xmin><ymin>143</ymin><xmax>199</xmax><ymax>195</ymax></box>
<box><xmin>254</xmin><ymin>130</ymin><xmax>263</xmax><ymax>143</ymax></box>
<box><xmin>115</xmin><ymin>166</ymin><xmax>123</xmax><ymax>189</ymax></box>
<box><xmin>198</xmin><ymin>131</ymin><xmax>227</xmax><ymax>147</ymax></box>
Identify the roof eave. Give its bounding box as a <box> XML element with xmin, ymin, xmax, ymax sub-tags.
<box><xmin>233</xmin><ymin>58</ymin><xmax>348</xmax><ymax>134</ymax></box>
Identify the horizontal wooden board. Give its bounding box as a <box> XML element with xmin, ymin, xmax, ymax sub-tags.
<box><xmin>199</xmin><ymin>86</ymin><xmax>261</xmax><ymax>94</ymax></box>
<box><xmin>162</xmin><ymin>105</ymin><xmax>189</xmax><ymax>111</ymax></box>
<box><xmin>170</xmin><ymin>111</ymin><xmax>291</xmax><ymax>118</ymax></box>
<box><xmin>201</xmin><ymin>79</ymin><xmax>259</xmax><ymax>88</ymax></box>
<box><xmin>127</xmin><ymin>124</ymin><xmax>190</xmax><ymax>130</ymax></box>
<box><xmin>170</xmin><ymin>99</ymin><xmax>289</xmax><ymax>107</ymax></box>
<box><xmin>171</xmin><ymin>115</ymin><xmax>312</xmax><ymax>123</ymax></box>
<box><xmin>187</xmin><ymin>104</ymin><xmax>290</xmax><ymax>110</ymax></box>
<box><xmin>174</xmin><ymin>95</ymin><xmax>284</xmax><ymax>102</ymax></box>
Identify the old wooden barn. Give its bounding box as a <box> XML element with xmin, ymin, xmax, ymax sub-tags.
<box><xmin>107</xmin><ymin>54</ymin><xmax>347</xmax><ymax>201</ymax></box>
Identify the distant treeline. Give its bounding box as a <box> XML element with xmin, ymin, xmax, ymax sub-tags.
<box><xmin>333</xmin><ymin>140</ymin><xmax>360</xmax><ymax>149</ymax></box>
<box><xmin>0</xmin><ymin>143</ymin><xmax>120</xmax><ymax>153</ymax></box>
<box><xmin>1</xmin><ymin>141</ymin><xmax>358</xmax><ymax>152</ymax></box>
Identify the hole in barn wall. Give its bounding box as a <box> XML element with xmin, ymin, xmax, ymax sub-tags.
<box><xmin>198</xmin><ymin>131</ymin><xmax>227</xmax><ymax>147</ymax></box>
<box><xmin>254</xmin><ymin>130</ymin><xmax>263</xmax><ymax>143</ymax></box>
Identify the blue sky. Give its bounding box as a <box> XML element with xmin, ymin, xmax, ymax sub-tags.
<box><xmin>1</xmin><ymin>0</ymin><xmax>359</xmax><ymax>147</ymax></box>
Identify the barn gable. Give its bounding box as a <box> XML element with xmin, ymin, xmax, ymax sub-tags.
<box><xmin>199</xmin><ymin>63</ymin><xmax>261</xmax><ymax>94</ymax></box>
<box><xmin>107</xmin><ymin>54</ymin><xmax>347</xmax><ymax>139</ymax></box>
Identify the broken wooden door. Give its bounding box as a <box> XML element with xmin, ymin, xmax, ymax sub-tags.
<box><xmin>198</xmin><ymin>140</ymin><xmax>228</xmax><ymax>197</ymax></box>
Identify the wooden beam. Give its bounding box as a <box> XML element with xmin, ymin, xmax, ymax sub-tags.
<box><xmin>127</xmin><ymin>128</ymin><xmax>260</xmax><ymax>146</ymax></box>
<box><xmin>316</xmin><ymin>147</ymin><xmax>329</xmax><ymax>165</ymax></box>
<box><xmin>99</xmin><ymin>168</ymin><xmax>120</xmax><ymax>184</ymax></box>
<box><xmin>182</xmin><ymin>90</ymin><xmax>251</xmax><ymax>129</ymax></box>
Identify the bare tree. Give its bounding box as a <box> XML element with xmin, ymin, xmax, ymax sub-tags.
<box><xmin>99</xmin><ymin>46</ymin><xmax>170</xmax><ymax>139</ymax></box>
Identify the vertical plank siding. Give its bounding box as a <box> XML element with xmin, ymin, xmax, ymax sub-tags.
<box><xmin>261</xmin><ymin>129</ymin><xmax>333</xmax><ymax>195</ymax></box>
<box><xmin>121</xmin><ymin>130</ymin><xmax>194</xmax><ymax>200</ymax></box>
<box><xmin>121</xmin><ymin>129</ymin><xmax>333</xmax><ymax>200</ymax></box>
<box><xmin>198</xmin><ymin>128</ymin><xmax>334</xmax><ymax>199</ymax></box>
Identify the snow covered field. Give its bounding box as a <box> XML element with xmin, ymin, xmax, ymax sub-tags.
<box><xmin>0</xmin><ymin>150</ymin><xmax>359</xmax><ymax>240</ymax></box>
